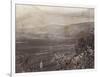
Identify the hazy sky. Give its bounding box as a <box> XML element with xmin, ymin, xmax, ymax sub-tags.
<box><xmin>16</xmin><ymin>5</ymin><xmax>94</xmax><ymax>19</ymax></box>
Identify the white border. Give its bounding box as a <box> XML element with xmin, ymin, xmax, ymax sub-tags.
<box><xmin>11</xmin><ymin>0</ymin><xmax>96</xmax><ymax>77</ymax></box>
<box><xmin>14</xmin><ymin>0</ymin><xmax>95</xmax><ymax>8</ymax></box>
<box><xmin>11</xmin><ymin>0</ymin><xmax>15</xmax><ymax>76</ymax></box>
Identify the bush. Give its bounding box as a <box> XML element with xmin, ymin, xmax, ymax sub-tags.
<box><xmin>74</xmin><ymin>31</ymin><xmax>94</xmax><ymax>68</ymax></box>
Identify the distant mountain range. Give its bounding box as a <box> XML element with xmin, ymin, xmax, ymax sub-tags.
<box><xmin>16</xmin><ymin>22</ymin><xmax>94</xmax><ymax>41</ymax></box>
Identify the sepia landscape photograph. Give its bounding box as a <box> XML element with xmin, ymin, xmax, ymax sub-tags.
<box><xmin>15</xmin><ymin>4</ymin><xmax>94</xmax><ymax>73</ymax></box>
